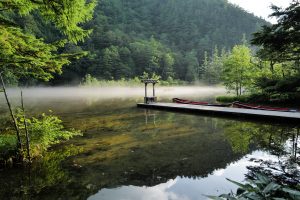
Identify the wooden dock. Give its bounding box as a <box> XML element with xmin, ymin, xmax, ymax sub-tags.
<box><xmin>137</xmin><ymin>102</ymin><xmax>300</xmax><ymax>123</ymax></box>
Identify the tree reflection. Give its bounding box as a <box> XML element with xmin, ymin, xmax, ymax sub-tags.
<box><xmin>215</xmin><ymin>124</ymin><xmax>300</xmax><ymax>199</ymax></box>
<box><xmin>224</xmin><ymin>122</ymin><xmax>297</xmax><ymax>155</ymax></box>
<box><xmin>0</xmin><ymin>145</ymin><xmax>82</xmax><ymax>200</ymax></box>
<box><xmin>247</xmin><ymin>127</ymin><xmax>299</xmax><ymax>186</ymax></box>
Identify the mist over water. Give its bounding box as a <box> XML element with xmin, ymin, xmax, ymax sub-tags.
<box><xmin>1</xmin><ymin>86</ymin><xmax>226</xmax><ymax>100</ymax></box>
<box><xmin>0</xmin><ymin>86</ymin><xmax>226</xmax><ymax>114</ymax></box>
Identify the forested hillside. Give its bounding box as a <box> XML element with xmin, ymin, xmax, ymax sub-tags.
<box><xmin>14</xmin><ymin>0</ymin><xmax>267</xmax><ymax>85</ymax></box>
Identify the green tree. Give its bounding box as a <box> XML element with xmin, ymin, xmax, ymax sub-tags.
<box><xmin>129</xmin><ymin>37</ymin><xmax>173</xmax><ymax>78</ymax></box>
<box><xmin>198</xmin><ymin>51</ymin><xmax>208</xmax><ymax>80</ymax></box>
<box><xmin>0</xmin><ymin>0</ymin><xmax>96</xmax><ymax>81</ymax></box>
<box><xmin>249</xmin><ymin>1</ymin><xmax>300</xmax><ymax>100</ymax></box>
<box><xmin>160</xmin><ymin>53</ymin><xmax>175</xmax><ymax>80</ymax></box>
<box><xmin>251</xmin><ymin>1</ymin><xmax>300</xmax><ymax>65</ymax></box>
<box><xmin>99</xmin><ymin>46</ymin><xmax>123</xmax><ymax>80</ymax></box>
<box><xmin>1</xmin><ymin>0</ymin><xmax>267</xmax><ymax>84</ymax></box>
<box><xmin>184</xmin><ymin>50</ymin><xmax>199</xmax><ymax>82</ymax></box>
<box><xmin>202</xmin><ymin>46</ymin><xmax>226</xmax><ymax>84</ymax></box>
<box><xmin>222</xmin><ymin>45</ymin><xmax>255</xmax><ymax>96</ymax></box>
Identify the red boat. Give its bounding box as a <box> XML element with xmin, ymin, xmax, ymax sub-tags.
<box><xmin>172</xmin><ymin>98</ymin><xmax>230</xmax><ymax>107</ymax></box>
<box><xmin>172</xmin><ymin>98</ymin><xmax>297</xmax><ymax>112</ymax></box>
<box><xmin>172</xmin><ymin>98</ymin><xmax>209</xmax><ymax>105</ymax></box>
<box><xmin>232</xmin><ymin>101</ymin><xmax>297</xmax><ymax>112</ymax></box>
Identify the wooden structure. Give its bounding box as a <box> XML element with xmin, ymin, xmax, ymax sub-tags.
<box><xmin>142</xmin><ymin>79</ymin><xmax>158</xmax><ymax>104</ymax></box>
<box><xmin>137</xmin><ymin>102</ymin><xmax>300</xmax><ymax>124</ymax></box>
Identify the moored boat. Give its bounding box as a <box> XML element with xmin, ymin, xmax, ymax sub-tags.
<box><xmin>172</xmin><ymin>98</ymin><xmax>230</xmax><ymax>107</ymax></box>
<box><xmin>172</xmin><ymin>98</ymin><xmax>298</xmax><ymax>112</ymax></box>
<box><xmin>232</xmin><ymin>101</ymin><xmax>297</xmax><ymax>112</ymax></box>
<box><xmin>172</xmin><ymin>98</ymin><xmax>209</xmax><ymax>105</ymax></box>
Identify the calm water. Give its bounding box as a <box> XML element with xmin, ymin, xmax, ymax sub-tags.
<box><xmin>0</xmin><ymin>87</ymin><xmax>299</xmax><ymax>200</ymax></box>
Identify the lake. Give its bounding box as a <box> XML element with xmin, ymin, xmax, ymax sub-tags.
<box><xmin>0</xmin><ymin>86</ymin><xmax>299</xmax><ymax>200</ymax></box>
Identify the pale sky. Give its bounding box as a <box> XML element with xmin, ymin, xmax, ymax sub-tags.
<box><xmin>227</xmin><ymin>0</ymin><xmax>293</xmax><ymax>23</ymax></box>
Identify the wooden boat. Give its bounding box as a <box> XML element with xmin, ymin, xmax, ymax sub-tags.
<box><xmin>172</xmin><ymin>98</ymin><xmax>230</xmax><ymax>107</ymax></box>
<box><xmin>232</xmin><ymin>101</ymin><xmax>298</xmax><ymax>112</ymax></box>
<box><xmin>172</xmin><ymin>98</ymin><xmax>208</xmax><ymax>105</ymax></box>
<box><xmin>172</xmin><ymin>98</ymin><xmax>297</xmax><ymax>112</ymax></box>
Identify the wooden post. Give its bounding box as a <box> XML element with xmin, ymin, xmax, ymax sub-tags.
<box><xmin>21</xmin><ymin>91</ymin><xmax>30</xmax><ymax>161</ymax></box>
<box><xmin>145</xmin><ymin>83</ymin><xmax>148</xmax><ymax>98</ymax></box>
<box><xmin>153</xmin><ymin>83</ymin><xmax>155</xmax><ymax>97</ymax></box>
<box><xmin>0</xmin><ymin>73</ymin><xmax>22</xmax><ymax>151</ymax></box>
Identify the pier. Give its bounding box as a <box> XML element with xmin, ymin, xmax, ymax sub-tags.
<box><xmin>137</xmin><ymin>102</ymin><xmax>300</xmax><ymax>123</ymax></box>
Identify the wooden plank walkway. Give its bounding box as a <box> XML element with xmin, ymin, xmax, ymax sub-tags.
<box><xmin>137</xmin><ymin>102</ymin><xmax>300</xmax><ymax>123</ymax></box>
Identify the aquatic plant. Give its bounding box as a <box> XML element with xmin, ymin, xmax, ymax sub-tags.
<box><xmin>208</xmin><ymin>172</ymin><xmax>300</xmax><ymax>200</ymax></box>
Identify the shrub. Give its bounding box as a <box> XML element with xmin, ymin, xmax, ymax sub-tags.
<box><xmin>16</xmin><ymin>111</ymin><xmax>82</xmax><ymax>157</ymax></box>
<box><xmin>0</xmin><ymin>111</ymin><xmax>82</xmax><ymax>164</ymax></box>
<box><xmin>216</xmin><ymin>95</ymin><xmax>251</xmax><ymax>103</ymax></box>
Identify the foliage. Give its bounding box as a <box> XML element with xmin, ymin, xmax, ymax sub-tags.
<box><xmin>253</xmin><ymin>71</ymin><xmax>300</xmax><ymax>101</ymax></box>
<box><xmin>0</xmin><ymin>0</ymin><xmax>96</xmax><ymax>82</ymax></box>
<box><xmin>208</xmin><ymin>172</ymin><xmax>300</xmax><ymax>200</ymax></box>
<box><xmin>16</xmin><ymin>111</ymin><xmax>82</xmax><ymax>157</ymax></box>
<box><xmin>139</xmin><ymin>71</ymin><xmax>161</xmax><ymax>81</ymax></box>
<box><xmin>216</xmin><ymin>92</ymin><xmax>277</xmax><ymax>104</ymax></box>
<box><xmin>202</xmin><ymin>47</ymin><xmax>227</xmax><ymax>84</ymax></box>
<box><xmin>216</xmin><ymin>95</ymin><xmax>252</xmax><ymax>103</ymax></box>
<box><xmin>1</xmin><ymin>0</ymin><xmax>96</xmax><ymax>42</ymax></box>
<box><xmin>210</xmin><ymin>124</ymin><xmax>300</xmax><ymax>200</ymax></box>
<box><xmin>183</xmin><ymin>50</ymin><xmax>199</xmax><ymax>82</ymax></box>
<box><xmin>80</xmin><ymin>73</ymin><xmax>185</xmax><ymax>87</ymax></box>
<box><xmin>47</xmin><ymin>0</ymin><xmax>266</xmax><ymax>85</ymax></box>
<box><xmin>251</xmin><ymin>1</ymin><xmax>300</xmax><ymax>64</ymax></box>
<box><xmin>81</xmin><ymin>74</ymin><xmax>141</xmax><ymax>87</ymax></box>
<box><xmin>222</xmin><ymin>44</ymin><xmax>256</xmax><ymax>96</ymax></box>
<box><xmin>0</xmin><ymin>111</ymin><xmax>82</xmax><ymax>164</ymax></box>
<box><xmin>0</xmin><ymin>27</ymin><xmax>71</xmax><ymax>81</ymax></box>
<box><xmin>0</xmin><ymin>134</ymin><xmax>17</xmax><ymax>155</ymax></box>
<box><xmin>0</xmin><ymin>71</ymin><xmax>18</xmax><ymax>86</ymax></box>
<box><xmin>249</xmin><ymin>1</ymin><xmax>300</xmax><ymax>101</ymax></box>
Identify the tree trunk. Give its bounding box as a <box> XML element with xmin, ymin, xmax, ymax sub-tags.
<box><xmin>21</xmin><ymin>91</ymin><xmax>31</xmax><ymax>161</ymax></box>
<box><xmin>0</xmin><ymin>73</ymin><xmax>22</xmax><ymax>151</ymax></box>
<box><xmin>239</xmin><ymin>83</ymin><xmax>242</xmax><ymax>96</ymax></box>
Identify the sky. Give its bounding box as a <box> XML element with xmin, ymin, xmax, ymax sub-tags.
<box><xmin>227</xmin><ymin>0</ymin><xmax>293</xmax><ymax>23</ymax></box>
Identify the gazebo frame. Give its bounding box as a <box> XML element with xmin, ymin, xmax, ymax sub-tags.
<box><xmin>142</xmin><ymin>79</ymin><xmax>158</xmax><ymax>104</ymax></box>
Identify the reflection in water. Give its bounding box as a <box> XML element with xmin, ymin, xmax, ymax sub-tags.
<box><xmin>0</xmin><ymin>87</ymin><xmax>299</xmax><ymax>200</ymax></box>
<box><xmin>144</xmin><ymin>109</ymin><xmax>156</xmax><ymax>126</ymax></box>
<box><xmin>0</xmin><ymin>145</ymin><xmax>83</xmax><ymax>199</ymax></box>
<box><xmin>88</xmin><ymin>179</ymin><xmax>184</xmax><ymax>200</ymax></box>
<box><xmin>88</xmin><ymin>151</ymin><xmax>280</xmax><ymax>200</ymax></box>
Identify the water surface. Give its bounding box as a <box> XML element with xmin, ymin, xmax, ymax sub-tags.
<box><xmin>0</xmin><ymin>86</ymin><xmax>298</xmax><ymax>200</ymax></box>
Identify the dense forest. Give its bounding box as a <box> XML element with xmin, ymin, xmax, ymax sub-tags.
<box><xmin>4</xmin><ymin>0</ymin><xmax>267</xmax><ymax>85</ymax></box>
